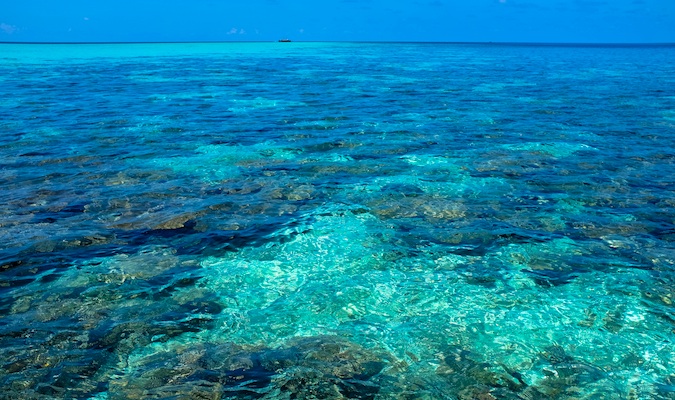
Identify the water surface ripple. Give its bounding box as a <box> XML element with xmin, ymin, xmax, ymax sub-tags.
<box><xmin>1</xmin><ymin>42</ymin><xmax>675</xmax><ymax>399</ymax></box>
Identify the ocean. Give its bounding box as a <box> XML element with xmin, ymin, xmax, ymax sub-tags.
<box><xmin>1</xmin><ymin>42</ymin><xmax>674</xmax><ymax>399</ymax></box>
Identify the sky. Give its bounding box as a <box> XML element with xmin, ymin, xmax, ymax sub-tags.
<box><xmin>1</xmin><ymin>0</ymin><xmax>674</xmax><ymax>43</ymax></box>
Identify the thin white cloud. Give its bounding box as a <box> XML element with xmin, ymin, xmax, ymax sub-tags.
<box><xmin>0</xmin><ymin>23</ymin><xmax>17</xmax><ymax>35</ymax></box>
<box><xmin>227</xmin><ymin>27</ymin><xmax>238</xmax><ymax>35</ymax></box>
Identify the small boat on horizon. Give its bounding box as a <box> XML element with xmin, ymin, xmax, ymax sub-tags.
<box><xmin>278</xmin><ymin>39</ymin><xmax>292</xmax><ymax>42</ymax></box>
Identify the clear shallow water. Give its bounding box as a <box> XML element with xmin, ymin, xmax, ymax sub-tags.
<box><xmin>1</xmin><ymin>42</ymin><xmax>674</xmax><ymax>399</ymax></box>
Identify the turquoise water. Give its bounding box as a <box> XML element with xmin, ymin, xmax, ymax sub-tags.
<box><xmin>1</xmin><ymin>42</ymin><xmax>675</xmax><ymax>399</ymax></box>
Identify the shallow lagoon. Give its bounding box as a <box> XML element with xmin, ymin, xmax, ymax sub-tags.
<box><xmin>1</xmin><ymin>42</ymin><xmax>674</xmax><ymax>398</ymax></box>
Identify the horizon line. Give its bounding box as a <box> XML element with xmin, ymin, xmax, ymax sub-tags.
<box><xmin>1</xmin><ymin>40</ymin><xmax>674</xmax><ymax>47</ymax></box>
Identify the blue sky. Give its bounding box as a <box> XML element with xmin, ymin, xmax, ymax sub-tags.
<box><xmin>2</xmin><ymin>0</ymin><xmax>674</xmax><ymax>43</ymax></box>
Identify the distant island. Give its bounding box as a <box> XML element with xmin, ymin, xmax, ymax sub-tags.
<box><xmin>278</xmin><ymin>39</ymin><xmax>292</xmax><ymax>42</ymax></box>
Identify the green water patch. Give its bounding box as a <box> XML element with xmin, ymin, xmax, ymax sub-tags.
<box><xmin>139</xmin><ymin>141</ymin><xmax>300</xmax><ymax>183</ymax></box>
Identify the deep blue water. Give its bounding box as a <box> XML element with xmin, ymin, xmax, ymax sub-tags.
<box><xmin>1</xmin><ymin>42</ymin><xmax>675</xmax><ymax>399</ymax></box>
